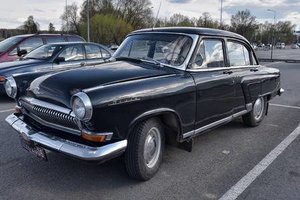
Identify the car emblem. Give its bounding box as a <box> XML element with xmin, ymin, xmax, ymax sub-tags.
<box><xmin>33</xmin><ymin>86</ymin><xmax>40</xmax><ymax>94</ymax></box>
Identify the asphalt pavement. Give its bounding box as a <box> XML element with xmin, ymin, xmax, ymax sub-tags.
<box><xmin>0</xmin><ymin>62</ymin><xmax>299</xmax><ymax>200</ymax></box>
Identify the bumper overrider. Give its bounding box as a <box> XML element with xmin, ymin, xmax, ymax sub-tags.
<box><xmin>5</xmin><ymin>113</ymin><xmax>127</xmax><ymax>162</ymax></box>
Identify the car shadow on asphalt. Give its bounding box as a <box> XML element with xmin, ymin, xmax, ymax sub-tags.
<box><xmin>0</xmin><ymin>95</ymin><xmax>14</xmax><ymax>104</ymax></box>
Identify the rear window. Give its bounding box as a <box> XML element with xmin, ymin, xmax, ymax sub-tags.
<box><xmin>66</xmin><ymin>36</ymin><xmax>84</xmax><ymax>42</ymax></box>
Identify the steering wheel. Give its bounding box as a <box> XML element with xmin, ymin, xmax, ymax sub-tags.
<box><xmin>164</xmin><ymin>52</ymin><xmax>185</xmax><ymax>65</ymax></box>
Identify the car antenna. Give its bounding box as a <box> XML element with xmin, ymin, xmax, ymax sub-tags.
<box><xmin>152</xmin><ymin>0</ymin><xmax>162</xmax><ymax>29</ymax></box>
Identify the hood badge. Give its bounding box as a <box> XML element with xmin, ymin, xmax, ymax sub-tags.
<box><xmin>108</xmin><ymin>97</ymin><xmax>141</xmax><ymax>106</ymax></box>
<box><xmin>32</xmin><ymin>86</ymin><xmax>40</xmax><ymax>95</ymax></box>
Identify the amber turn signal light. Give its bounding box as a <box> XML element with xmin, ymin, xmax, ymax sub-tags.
<box><xmin>0</xmin><ymin>76</ymin><xmax>5</xmax><ymax>83</ymax></box>
<box><xmin>81</xmin><ymin>131</ymin><xmax>107</xmax><ymax>143</ymax></box>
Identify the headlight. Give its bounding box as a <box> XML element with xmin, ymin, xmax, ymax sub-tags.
<box><xmin>71</xmin><ymin>92</ymin><xmax>93</xmax><ymax>122</ymax></box>
<box><xmin>4</xmin><ymin>77</ymin><xmax>17</xmax><ymax>98</ymax></box>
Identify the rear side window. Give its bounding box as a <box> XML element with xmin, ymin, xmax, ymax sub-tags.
<box><xmin>227</xmin><ymin>41</ymin><xmax>250</xmax><ymax>66</ymax></box>
<box><xmin>85</xmin><ymin>45</ymin><xmax>102</xmax><ymax>59</ymax></box>
<box><xmin>46</xmin><ymin>36</ymin><xmax>65</xmax><ymax>44</ymax></box>
<box><xmin>19</xmin><ymin>37</ymin><xmax>44</xmax><ymax>53</ymax></box>
<box><xmin>193</xmin><ymin>39</ymin><xmax>225</xmax><ymax>68</ymax></box>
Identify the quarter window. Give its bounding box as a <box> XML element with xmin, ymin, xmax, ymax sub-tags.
<box><xmin>227</xmin><ymin>41</ymin><xmax>250</xmax><ymax>66</ymax></box>
<box><xmin>19</xmin><ymin>37</ymin><xmax>44</xmax><ymax>53</ymax></box>
<box><xmin>193</xmin><ymin>39</ymin><xmax>225</xmax><ymax>68</ymax></box>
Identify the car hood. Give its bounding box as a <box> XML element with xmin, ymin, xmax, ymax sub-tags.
<box><xmin>0</xmin><ymin>59</ymin><xmax>44</xmax><ymax>74</ymax></box>
<box><xmin>28</xmin><ymin>61</ymin><xmax>174</xmax><ymax>107</ymax></box>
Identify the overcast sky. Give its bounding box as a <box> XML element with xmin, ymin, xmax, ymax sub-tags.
<box><xmin>0</xmin><ymin>0</ymin><xmax>299</xmax><ymax>30</ymax></box>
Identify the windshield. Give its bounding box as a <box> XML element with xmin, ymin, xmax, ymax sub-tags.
<box><xmin>0</xmin><ymin>36</ymin><xmax>24</xmax><ymax>53</ymax></box>
<box><xmin>24</xmin><ymin>44</ymin><xmax>64</xmax><ymax>60</ymax></box>
<box><xmin>114</xmin><ymin>33</ymin><xmax>193</xmax><ymax>67</ymax></box>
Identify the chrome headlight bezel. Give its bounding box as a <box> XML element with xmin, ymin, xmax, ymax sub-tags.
<box><xmin>71</xmin><ymin>92</ymin><xmax>93</xmax><ymax>122</ymax></box>
<box><xmin>4</xmin><ymin>76</ymin><xmax>17</xmax><ymax>98</ymax></box>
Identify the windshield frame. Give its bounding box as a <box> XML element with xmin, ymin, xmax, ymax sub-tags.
<box><xmin>113</xmin><ymin>32</ymin><xmax>199</xmax><ymax>71</ymax></box>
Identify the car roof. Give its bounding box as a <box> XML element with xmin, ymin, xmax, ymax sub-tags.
<box><xmin>11</xmin><ymin>34</ymin><xmax>82</xmax><ymax>38</ymax></box>
<box><xmin>132</xmin><ymin>27</ymin><xmax>248</xmax><ymax>42</ymax></box>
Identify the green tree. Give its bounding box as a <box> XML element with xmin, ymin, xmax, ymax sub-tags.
<box><xmin>81</xmin><ymin>14</ymin><xmax>133</xmax><ymax>45</ymax></box>
<box><xmin>20</xmin><ymin>16</ymin><xmax>40</xmax><ymax>34</ymax></box>
<box><xmin>230</xmin><ymin>9</ymin><xmax>258</xmax><ymax>41</ymax></box>
<box><xmin>167</xmin><ymin>13</ymin><xmax>194</xmax><ymax>27</ymax></box>
<box><xmin>48</xmin><ymin>23</ymin><xmax>55</xmax><ymax>33</ymax></box>
<box><xmin>197</xmin><ymin>12</ymin><xmax>219</xmax><ymax>28</ymax></box>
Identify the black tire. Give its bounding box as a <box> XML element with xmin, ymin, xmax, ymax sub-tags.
<box><xmin>243</xmin><ymin>96</ymin><xmax>267</xmax><ymax>127</ymax></box>
<box><xmin>125</xmin><ymin>118</ymin><xmax>164</xmax><ymax>181</ymax></box>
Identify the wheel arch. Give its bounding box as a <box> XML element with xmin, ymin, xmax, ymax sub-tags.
<box><xmin>128</xmin><ymin>108</ymin><xmax>183</xmax><ymax>143</ymax></box>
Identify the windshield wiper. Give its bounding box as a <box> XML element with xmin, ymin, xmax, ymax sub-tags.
<box><xmin>140</xmin><ymin>57</ymin><xmax>166</xmax><ymax>67</ymax></box>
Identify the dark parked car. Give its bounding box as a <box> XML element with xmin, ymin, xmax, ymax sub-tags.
<box><xmin>0</xmin><ymin>42</ymin><xmax>112</xmax><ymax>94</ymax></box>
<box><xmin>5</xmin><ymin>27</ymin><xmax>283</xmax><ymax>180</ymax></box>
<box><xmin>0</xmin><ymin>34</ymin><xmax>84</xmax><ymax>63</ymax></box>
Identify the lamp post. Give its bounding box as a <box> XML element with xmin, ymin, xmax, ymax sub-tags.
<box><xmin>153</xmin><ymin>0</ymin><xmax>162</xmax><ymax>28</ymax></box>
<box><xmin>267</xmin><ymin>9</ymin><xmax>276</xmax><ymax>60</ymax></box>
<box><xmin>87</xmin><ymin>0</ymin><xmax>90</xmax><ymax>42</ymax></box>
<box><xmin>220</xmin><ymin>0</ymin><xmax>223</xmax><ymax>28</ymax></box>
<box><xmin>65</xmin><ymin>0</ymin><xmax>68</xmax><ymax>33</ymax></box>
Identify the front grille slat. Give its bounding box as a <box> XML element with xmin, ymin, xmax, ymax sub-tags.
<box><xmin>21</xmin><ymin>99</ymin><xmax>78</xmax><ymax>131</ymax></box>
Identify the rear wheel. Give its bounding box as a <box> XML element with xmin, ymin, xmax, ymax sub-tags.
<box><xmin>125</xmin><ymin>118</ymin><xmax>164</xmax><ymax>181</ymax></box>
<box><xmin>243</xmin><ymin>96</ymin><xmax>267</xmax><ymax>127</ymax></box>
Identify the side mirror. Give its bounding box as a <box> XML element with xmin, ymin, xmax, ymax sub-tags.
<box><xmin>17</xmin><ymin>49</ymin><xmax>27</xmax><ymax>57</ymax></box>
<box><xmin>55</xmin><ymin>57</ymin><xmax>65</xmax><ymax>64</ymax></box>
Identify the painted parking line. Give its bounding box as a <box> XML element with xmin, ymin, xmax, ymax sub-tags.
<box><xmin>0</xmin><ymin>108</ymin><xmax>14</xmax><ymax>113</ymax></box>
<box><xmin>270</xmin><ymin>103</ymin><xmax>300</xmax><ymax>110</ymax></box>
<box><xmin>219</xmin><ymin>124</ymin><xmax>300</xmax><ymax>200</ymax></box>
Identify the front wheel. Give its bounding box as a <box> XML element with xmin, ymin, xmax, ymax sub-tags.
<box><xmin>243</xmin><ymin>96</ymin><xmax>267</xmax><ymax>127</ymax></box>
<box><xmin>125</xmin><ymin>118</ymin><xmax>164</xmax><ymax>181</ymax></box>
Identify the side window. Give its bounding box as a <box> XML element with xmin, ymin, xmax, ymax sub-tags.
<box><xmin>100</xmin><ymin>48</ymin><xmax>111</xmax><ymax>59</ymax></box>
<box><xmin>85</xmin><ymin>45</ymin><xmax>102</xmax><ymax>59</ymax></box>
<box><xmin>58</xmin><ymin>45</ymin><xmax>84</xmax><ymax>61</ymax></box>
<box><xmin>19</xmin><ymin>37</ymin><xmax>44</xmax><ymax>53</ymax></box>
<box><xmin>227</xmin><ymin>41</ymin><xmax>250</xmax><ymax>66</ymax></box>
<box><xmin>46</xmin><ymin>36</ymin><xmax>65</xmax><ymax>44</ymax></box>
<box><xmin>193</xmin><ymin>39</ymin><xmax>225</xmax><ymax>68</ymax></box>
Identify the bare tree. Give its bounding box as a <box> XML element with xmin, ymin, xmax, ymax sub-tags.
<box><xmin>61</xmin><ymin>3</ymin><xmax>80</xmax><ymax>34</ymax></box>
<box><xmin>48</xmin><ymin>23</ymin><xmax>56</xmax><ymax>33</ymax></box>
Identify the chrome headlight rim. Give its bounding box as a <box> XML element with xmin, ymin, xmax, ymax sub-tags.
<box><xmin>71</xmin><ymin>92</ymin><xmax>93</xmax><ymax>122</ymax></box>
<box><xmin>4</xmin><ymin>76</ymin><xmax>17</xmax><ymax>98</ymax></box>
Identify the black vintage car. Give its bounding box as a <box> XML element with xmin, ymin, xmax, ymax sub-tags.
<box><xmin>0</xmin><ymin>42</ymin><xmax>112</xmax><ymax>95</ymax></box>
<box><xmin>5</xmin><ymin>27</ymin><xmax>283</xmax><ymax>180</ymax></box>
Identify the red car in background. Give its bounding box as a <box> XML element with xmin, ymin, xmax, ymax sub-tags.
<box><xmin>0</xmin><ymin>34</ymin><xmax>85</xmax><ymax>63</ymax></box>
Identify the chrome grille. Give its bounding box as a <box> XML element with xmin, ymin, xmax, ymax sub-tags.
<box><xmin>20</xmin><ymin>98</ymin><xmax>79</xmax><ymax>134</ymax></box>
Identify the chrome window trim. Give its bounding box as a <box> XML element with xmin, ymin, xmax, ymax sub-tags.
<box><xmin>186</xmin><ymin>65</ymin><xmax>260</xmax><ymax>72</ymax></box>
<box><xmin>114</xmin><ymin>32</ymin><xmax>199</xmax><ymax>71</ymax></box>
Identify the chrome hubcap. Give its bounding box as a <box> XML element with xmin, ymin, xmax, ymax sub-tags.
<box><xmin>253</xmin><ymin>97</ymin><xmax>264</xmax><ymax>120</ymax></box>
<box><xmin>144</xmin><ymin>127</ymin><xmax>161</xmax><ymax>168</ymax></box>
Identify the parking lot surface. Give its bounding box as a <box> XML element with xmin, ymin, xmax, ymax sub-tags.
<box><xmin>256</xmin><ymin>48</ymin><xmax>300</xmax><ymax>60</ymax></box>
<box><xmin>0</xmin><ymin>62</ymin><xmax>299</xmax><ymax>200</ymax></box>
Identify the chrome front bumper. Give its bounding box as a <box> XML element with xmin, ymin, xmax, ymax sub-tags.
<box><xmin>5</xmin><ymin>114</ymin><xmax>127</xmax><ymax>162</ymax></box>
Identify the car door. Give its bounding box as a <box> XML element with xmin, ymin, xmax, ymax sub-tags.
<box><xmin>52</xmin><ymin>44</ymin><xmax>86</xmax><ymax>69</ymax></box>
<box><xmin>84</xmin><ymin>44</ymin><xmax>109</xmax><ymax>66</ymax></box>
<box><xmin>188</xmin><ymin>38</ymin><xmax>236</xmax><ymax>130</ymax></box>
<box><xmin>225</xmin><ymin>39</ymin><xmax>258</xmax><ymax>113</ymax></box>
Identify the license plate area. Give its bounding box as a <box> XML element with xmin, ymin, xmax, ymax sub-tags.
<box><xmin>19</xmin><ymin>135</ymin><xmax>48</xmax><ymax>161</ymax></box>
